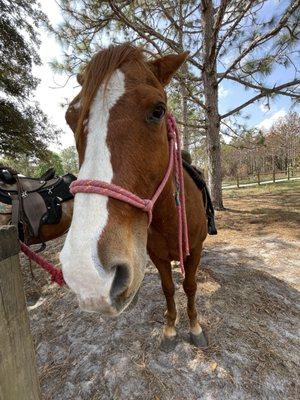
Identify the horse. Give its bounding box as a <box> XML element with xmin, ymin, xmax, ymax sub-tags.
<box><xmin>60</xmin><ymin>43</ymin><xmax>210</xmax><ymax>349</ymax></box>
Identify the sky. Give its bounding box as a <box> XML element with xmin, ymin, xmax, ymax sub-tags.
<box><xmin>33</xmin><ymin>0</ymin><xmax>299</xmax><ymax>151</ymax></box>
<box><xmin>32</xmin><ymin>0</ymin><xmax>78</xmax><ymax>151</ymax></box>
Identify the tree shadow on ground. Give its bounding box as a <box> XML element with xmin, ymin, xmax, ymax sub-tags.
<box><xmin>196</xmin><ymin>246</ymin><xmax>300</xmax><ymax>400</ymax></box>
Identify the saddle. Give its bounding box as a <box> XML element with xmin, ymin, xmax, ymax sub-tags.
<box><xmin>0</xmin><ymin>167</ymin><xmax>76</xmax><ymax>243</ymax></box>
<box><xmin>182</xmin><ymin>159</ymin><xmax>217</xmax><ymax>235</ymax></box>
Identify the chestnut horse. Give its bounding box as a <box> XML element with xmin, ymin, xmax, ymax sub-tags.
<box><xmin>60</xmin><ymin>44</ymin><xmax>209</xmax><ymax>349</ymax></box>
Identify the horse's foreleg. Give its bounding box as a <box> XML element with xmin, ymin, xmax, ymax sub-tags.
<box><xmin>183</xmin><ymin>249</ymin><xmax>208</xmax><ymax>348</ymax></box>
<box><xmin>150</xmin><ymin>253</ymin><xmax>178</xmax><ymax>350</ymax></box>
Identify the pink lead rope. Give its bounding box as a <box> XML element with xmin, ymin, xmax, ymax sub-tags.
<box><xmin>20</xmin><ymin>241</ymin><xmax>65</xmax><ymax>286</ymax></box>
<box><xmin>70</xmin><ymin>113</ymin><xmax>189</xmax><ymax>274</ymax></box>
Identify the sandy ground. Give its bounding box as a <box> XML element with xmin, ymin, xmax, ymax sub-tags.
<box><xmin>20</xmin><ymin>181</ymin><xmax>300</xmax><ymax>400</ymax></box>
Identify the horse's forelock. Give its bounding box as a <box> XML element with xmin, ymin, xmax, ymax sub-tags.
<box><xmin>76</xmin><ymin>44</ymin><xmax>145</xmax><ymax>147</ymax></box>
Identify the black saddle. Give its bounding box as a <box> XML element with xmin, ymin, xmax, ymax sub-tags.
<box><xmin>182</xmin><ymin>160</ymin><xmax>217</xmax><ymax>235</ymax></box>
<box><xmin>0</xmin><ymin>167</ymin><xmax>76</xmax><ymax>243</ymax></box>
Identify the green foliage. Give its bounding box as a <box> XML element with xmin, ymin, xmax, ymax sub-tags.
<box><xmin>0</xmin><ymin>146</ymin><xmax>79</xmax><ymax>177</ymax></box>
<box><xmin>0</xmin><ymin>0</ymin><xmax>60</xmax><ymax>159</ymax></box>
<box><xmin>0</xmin><ymin>99</ymin><xmax>57</xmax><ymax>159</ymax></box>
<box><xmin>60</xmin><ymin>146</ymin><xmax>79</xmax><ymax>174</ymax></box>
<box><xmin>35</xmin><ymin>153</ymin><xmax>64</xmax><ymax>177</ymax></box>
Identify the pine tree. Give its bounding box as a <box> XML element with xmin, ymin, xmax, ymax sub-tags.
<box><xmin>54</xmin><ymin>0</ymin><xmax>300</xmax><ymax>208</ymax></box>
<box><xmin>0</xmin><ymin>0</ymin><xmax>60</xmax><ymax>160</ymax></box>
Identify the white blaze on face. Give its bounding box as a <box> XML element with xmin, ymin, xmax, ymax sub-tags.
<box><xmin>60</xmin><ymin>70</ymin><xmax>126</xmax><ymax>304</ymax></box>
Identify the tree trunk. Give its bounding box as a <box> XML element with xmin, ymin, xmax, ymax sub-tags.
<box><xmin>257</xmin><ymin>171</ymin><xmax>260</xmax><ymax>185</ymax></box>
<box><xmin>178</xmin><ymin>1</ymin><xmax>189</xmax><ymax>151</ymax></box>
<box><xmin>272</xmin><ymin>154</ymin><xmax>276</xmax><ymax>183</ymax></box>
<box><xmin>201</xmin><ymin>0</ymin><xmax>224</xmax><ymax>210</ymax></box>
<box><xmin>236</xmin><ymin>173</ymin><xmax>240</xmax><ymax>188</ymax></box>
<box><xmin>180</xmin><ymin>75</ymin><xmax>189</xmax><ymax>151</ymax></box>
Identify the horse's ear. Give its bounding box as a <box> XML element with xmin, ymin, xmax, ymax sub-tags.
<box><xmin>65</xmin><ymin>93</ymin><xmax>81</xmax><ymax>134</ymax></box>
<box><xmin>149</xmin><ymin>52</ymin><xmax>189</xmax><ymax>86</ymax></box>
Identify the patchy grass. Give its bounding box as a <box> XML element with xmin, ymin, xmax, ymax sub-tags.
<box><xmin>212</xmin><ymin>180</ymin><xmax>300</xmax><ymax>241</ymax></box>
<box><xmin>224</xmin><ymin>179</ymin><xmax>300</xmax><ymax>198</ymax></box>
<box><xmin>223</xmin><ymin>173</ymin><xmax>300</xmax><ymax>186</ymax></box>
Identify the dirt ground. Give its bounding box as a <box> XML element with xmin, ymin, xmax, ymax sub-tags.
<box><xmin>21</xmin><ymin>181</ymin><xmax>300</xmax><ymax>400</ymax></box>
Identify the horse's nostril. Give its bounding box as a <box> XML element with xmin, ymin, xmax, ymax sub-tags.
<box><xmin>110</xmin><ymin>263</ymin><xmax>130</xmax><ymax>300</ymax></box>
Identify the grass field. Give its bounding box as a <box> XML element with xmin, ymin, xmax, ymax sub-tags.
<box><xmin>222</xmin><ymin>172</ymin><xmax>300</xmax><ymax>186</ymax></box>
<box><xmin>215</xmin><ymin>180</ymin><xmax>300</xmax><ymax>241</ymax></box>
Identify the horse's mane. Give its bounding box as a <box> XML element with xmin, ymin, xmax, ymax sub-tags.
<box><xmin>76</xmin><ymin>43</ymin><xmax>145</xmax><ymax>142</ymax></box>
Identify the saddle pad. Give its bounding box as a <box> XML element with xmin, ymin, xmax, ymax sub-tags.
<box><xmin>183</xmin><ymin>160</ymin><xmax>217</xmax><ymax>235</ymax></box>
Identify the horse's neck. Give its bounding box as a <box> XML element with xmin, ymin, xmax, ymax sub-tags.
<box><xmin>151</xmin><ymin>178</ymin><xmax>177</xmax><ymax>231</ymax></box>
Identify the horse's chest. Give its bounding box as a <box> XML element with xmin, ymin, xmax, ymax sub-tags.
<box><xmin>147</xmin><ymin>225</ymin><xmax>179</xmax><ymax>261</ymax></box>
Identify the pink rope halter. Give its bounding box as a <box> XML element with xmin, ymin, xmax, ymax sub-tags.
<box><xmin>70</xmin><ymin>113</ymin><xmax>190</xmax><ymax>274</ymax></box>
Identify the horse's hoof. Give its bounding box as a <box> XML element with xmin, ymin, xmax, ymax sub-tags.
<box><xmin>160</xmin><ymin>335</ymin><xmax>178</xmax><ymax>352</ymax></box>
<box><xmin>189</xmin><ymin>331</ymin><xmax>208</xmax><ymax>348</ymax></box>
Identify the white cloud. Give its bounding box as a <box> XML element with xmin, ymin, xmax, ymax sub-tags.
<box><xmin>257</xmin><ymin>108</ymin><xmax>286</xmax><ymax>130</ymax></box>
<box><xmin>259</xmin><ymin>103</ymin><xmax>270</xmax><ymax>113</ymax></box>
<box><xmin>219</xmin><ymin>85</ymin><xmax>229</xmax><ymax>98</ymax></box>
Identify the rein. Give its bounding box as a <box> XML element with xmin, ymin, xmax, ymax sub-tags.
<box><xmin>70</xmin><ymin>113</ymin><xmax>189</xmax><ymax>274</ymax></box>
<box><xmin>20</xmin><ymin>241</ymin><xmax>65</xmax><ymax>286</ymax></box>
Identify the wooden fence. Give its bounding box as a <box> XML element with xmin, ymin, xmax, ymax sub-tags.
<box><xmin>223</xmin><ymin>168</ymin><xmax>300</xmax><ymax>188</ymax></box>
<box><xmin>0</xmin><ymin>226</ymin><xmax>41</xmax><ymax>400</ymax></box>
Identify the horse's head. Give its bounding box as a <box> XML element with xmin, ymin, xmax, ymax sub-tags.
<box><xmin>60</xmin><ymin>44</ymin><xmax>187</xmax><ymax>315</ymax></box>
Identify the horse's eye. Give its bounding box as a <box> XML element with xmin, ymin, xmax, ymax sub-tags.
<box><xmin>147</xmin><ymin>103</ymin><xmax>166</xmax><ymax>123</ymax></box>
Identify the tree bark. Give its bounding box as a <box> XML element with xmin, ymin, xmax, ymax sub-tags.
<box><xmin>180</xmin><ymin>73</ymin><xmax>189</xmax><ymax>151</ymax></box>
<box><xmin>201</xmin><ymin>0</ymin><xmax>224</xmax><ymax>209</ymax></box>
<box><xmin>178</xmin><ymin>0</ymin><xmax>189</xmax><ymax>151</ymax></box>
<box><xmin>272</xmin><ymin>154</ymin><xmax>276</xmax><ymax>183</ymax></box>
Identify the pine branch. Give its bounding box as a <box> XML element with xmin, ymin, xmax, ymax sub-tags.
<box><xmin>219</xmin><ymin>74</ymin><xmax>300</xmax><ymax>99</ymax></box>
<box><xmin>174</xmin><ymin>75</ymin><xmax>207</xmax><ymax>111</ymax></box>
<box><xmin>176</xmin><ymin>120</ymin><xmax>206</xmax><ymax>131</ymax></box>
<box><xmin>160</xmin><ymin>2</ymin><xmax>180</xmax><ymax>32</ymax></box>
<box><xmin>213</xmin><ymin>0</ymin><xmax>231</xmax><ymax>45</ymax></box>
<box><xmin>221</xmin><ymin>120</ymin><xmax>244</xmax><ymax>139</ymax></box>
<box><xmin>108</xmin><ymin>1</ymin><xmax>204</xmax><ymax>71</ymax></box>
<box><xmin>221</xmin><ymin>79</ymin><xmax>300</xmax><ymax>119</ymax></box>
<box><xmin>218</xmin><ymin>0</ymin><xmax>300</xmax><ymax>83</ymax></box>
<box><xmin>107</xmin><ymin>1</ymin><xmax>163</xmax><ymax>55</ymax></box>
<box><xmin>216</xmin><ymin>0</ymin><xmax>253</xmax><ymax>57</ymax></box>
<box><xmin>208</xmin><ymin>0</ymin><xmax>231</xmax><ymax>65</ymax></box>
